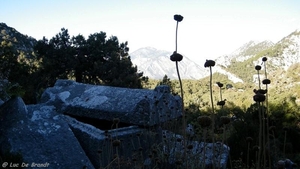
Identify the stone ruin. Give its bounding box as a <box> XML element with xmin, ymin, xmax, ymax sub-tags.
<box><xmin>0</xmin><ymin>79</ymin><xmax>229</xmax><ymax>169</ymax></box>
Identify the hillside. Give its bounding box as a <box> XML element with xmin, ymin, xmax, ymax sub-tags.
<box><xmin>130</xmin><ymin>47</ymin><xmax>244</xmax><ymax>83</ymax></box>
<box><xmin>218</xmin><ymin>29</ymin><xmax>300</xmax><ymax>84</ymax></box>
<box><xmin>142</xmin><ymin>29</ymin><xmax>300</xmax><ymax>109</ymax></box>
<box><xmin>0</xmin><ymin>23</ymin><xmax>37</xmax><ymax>60</ymax></box>
<box><xmin>130</xmin><ymin>47</ymin><xmax>209</xmax><ymax>80</ymax></box>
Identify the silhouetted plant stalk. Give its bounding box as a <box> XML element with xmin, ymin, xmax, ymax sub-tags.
<box><xmin>254</xmin><ymin>61</ymin><xmax>270</xmax><ymax>169</ymax></box>
<box><xmin>254</xmin><ymin>65</ymin><xmax>262</xmax><ymax>169</ymax></box>
<box><xmin>262</xmin><ymin>56</ymin><xmax>272</xmax><ymax>168</ymax></box>
<box><xmin>220</xmin><ymin>116</ymin><xmax>230</xmax><ymax>168</ymax></box>
<box><xmin>246</xmin><ymin>137</ymin><xmax>253</xmax><ymax>169</ymax></box>
<box><xmin>112</xmin><ymin>118</ymin><xmax>121</xmax><ymax>169</ymax></box>
<box><xmin>198</xmin><ymin>115</ymin><xmax>212</xmax><ymax>169</ymax></box>
<box><xmin>216</xmin><ymin>82</ymin><xmax>226</xmax><ymax>111</ymax></box>
<box><xmin>283</xmin><ymin>127</ymin><xmax>288</xmax><ymax>157</ymax></box>
<box><xmin>170</xmin><ymin>14</ymin><xmax>187</xmax><ymax>166</ymax></box>
<box><xmin>204</xmin><ymin>59</ymin><xmax>216</xmax><ymax>169</ymax></box>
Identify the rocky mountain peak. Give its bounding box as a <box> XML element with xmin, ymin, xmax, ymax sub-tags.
<box><xmin>130</xmin><ymin>47</ymin><xmax>209</xmax><ymax>80</ymax></box>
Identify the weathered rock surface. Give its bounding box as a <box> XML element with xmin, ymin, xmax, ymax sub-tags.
<box><xmin>64</xmin><ymin>116</ymin><xmax>160</xmax><ymax>169</ymax></box>
<box><xmin>40</xmin><ymin>79</ymin><xmax>182</xmax><ymax>126</ymax></box>
<box><xmin>0</xmin><ymin>97</ymin><xmax>94</xmax><ymax>169</ymax></box>
<box><xmin>162</xmin><ymin>130</ymin><xmax>230</xmax><ymax>169</ymax></box>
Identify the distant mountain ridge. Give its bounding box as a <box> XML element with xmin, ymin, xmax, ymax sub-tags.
<box><xmin>0</xmin><ymin>23</ymin><xmax>37</xmax><ymax>59</ymax></box>
<box><xmin>130</xmin><ymin>47</ymin><xmax>209</xmax><ymax>80</ymax></box>
<box><xmin>130</xmin><ymin>28</ymin><xmax>300</xmax><ymax>84</ymax></box>
<box><xmin>215</xmin><ymin>29</ymin><xmax>300</xmax><ymax>83</ymax></box>
<box><xmin>216</xmin><ymin>40</ymin><xmax>274</xmax><ymax>68</ymax></box>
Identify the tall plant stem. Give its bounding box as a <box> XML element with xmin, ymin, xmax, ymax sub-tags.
<box><xmin>209</xmin><ymin>66</ymin><xmax>216</xmax><ymax>169</ymax></box>
<box><xmin>174</xmin><ymin>20</ymin><xmax>187</xmax><ymax>167</ymax></box>
<box><xmin>209</xmin><ymin>67</ymin><xmax>215</xmax><ymax>116</ymax></box>
<box><xmin>247</xmin><ymin>142</ymin><xmax>250</xmax><ymax>169</ymax></box>
<box><xmin>257</xmin><ymin>102</ymin><xmax>263</xmax><ymax>169</ymax></box>
<box><xmin>219</xmin><ymin>87</ymin><xmax>222</xmax><ymax>101</ymax></box>
<box><xmin>176</xmin><ymin>60</ymin><xmax>187</xmax><ymax>166</ymax></box>
<box><xmin>263</xmin><ymin>61</ymin><xmax>271</xmax><ymax>168</ymax></box>
<box><xmin>284</xmin><ymin>130</ymin><xmax>287</xmax><ymax>157</ymax></box>
<box><xmin>175</xmin><ymin>22</ymin><xmax>178</xmax><ymax>52</ymax></box>
<box><xmin>262</xmin><ymin>104</ymin><xmax>266</xmax><ymax>168</ymax></box>
<box><xmin>257</xmin><ymin>70</ymin><xmax>261</xmax><ymax>90</ymax></box>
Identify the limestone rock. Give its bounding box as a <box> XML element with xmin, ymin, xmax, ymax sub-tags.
<box><xmin>162</xmin><ymin>130</ymin><xmax>230</xmax><ymax>169</ymax></box>
<box><xmin>64</xmin><ymin>115</ymin><xmax>159</xmax><ymax>169</ymax></box>
<box><xmin>40</xmin><ymin>79</ymin><xmax>182</xmax><ymax>126</ymax></box>
<box><xmin>0</xmin><ymin>97</ymin><xmax>94</xmax><ymax>169</ymax></box>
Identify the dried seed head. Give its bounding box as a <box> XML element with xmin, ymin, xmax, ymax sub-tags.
<box><xmin>174</xmin><ymin>14</ymin><xmax>184</xmax><ymax>22</ymax></box>
<box><xmin>216</xmin><ymin>82</ymin><xmax>224</xmax><ymax>88</ymax></box>
<box><xmin>246</xmin><ymin>137</ymin><xmax>253</xmax><ymax>143</ymax></box>
<box><xmin>204</xmin><ymin>59</ymin><xmax>216</xmax><ymax>67</ymax></box>
<box><xmin>176</xmin><ymin>137</ymin><xmax>182</xmax><ymax>142</ymax></box>
<box><xmin>269</xmin><ymin>126</ymin><xmax>276</xmax><ymax>131</ymax></box>
<box><xmin>112</xmin><ymin>139</ymin><xmax>121</xmax><ymax>147</ymax></box>
<box><xmin>255</xmin><ymin>89</ymin><xmax>267</xmax><ymax>94</ymax></box>
<box><xmin>262</xmin><ymin>57</ymin><xmax>267</xmax><ymax>62</ymax></box>
<box><xmin>113</xmin><ymin>118</ymin><xmax>120</xmax><ymax>124</ymax></box>
<box><xmin>253</xmin><ymin>93</ymin><xmax>266</xmax><ymax>102</ymax></box>
<box><xmin>253</xmin><ymin>145</ymin><xmax>260</xmax><ymax>151</ymax></box>
<box><xmin>220</xmin><ymin>116</ymin><xmax>231</xmax><ymax>125</ymax></box>
<box><xmin>262</xmin><ymin>79</ymin><xmax>271</xmax><ymax>85</ymax></box>
<box><xmin>187</xmin><ymin>144</ymin><xmax>193</xmax><ymax>150</ymax></box>
<box><xmin>217</xmin><ymin>100</ymin><xmax>226</xmax><ymax>106</ymax></box>
<box><xmin>255</xmin><ymin>65</ymin><xmax>262</xmax><ymax>70</ymax></box>
<box><xmin>170</xmin><ymin>51</ymin><xmax>183</xmax><ymax>62</ymax></box>
<box><xmin>197</xmin><ymin>115</ymin><xmax>212</xmax><ymax>128</ymax></box>
<box><xmin>175</xmin><ymin>159</ymin><xmax>183</xmax><ymax>165</ymax></box>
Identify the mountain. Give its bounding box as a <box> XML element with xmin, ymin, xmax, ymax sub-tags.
<box><xmin>131</xmin><ymin>28</ymin><xmax>300</xmax><ymax>83</ymax></box>
<box><xmin>130</xmin><ymin>47</ymin><xmax>245</xmax><ymax>83</ymax></box>
<box><xmin>267</xmin><ymin>29</ymin><xmax>300</xmax><ymax>70</ymax></box>
<box><xmin>0</xmin><ymin>23</ymin><xmax>37</xmax><ymax>60</ymax></box>
<box><xmin>216</xmin><ymin>40</ymin><xmax>274</xmax><ymax>68</ymax></box>
<box><xmin>215</xmin><ymin>29</ymin><xmax>300</xmax><ymax>84</ymax></box>
<box><xmin>130</xmin><ymin>47</ymin><xmax>209</xmax><ymax>80</ymax></box>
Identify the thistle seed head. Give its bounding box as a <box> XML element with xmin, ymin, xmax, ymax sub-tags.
<box><xmin>197</xmin><ymin>115</ymin><xmax>212</xmax><ymax>128</ymax></box>
<box><xmin>174</xmin><ymin>14</ymin><xmax>184</xmax><ymax>22</ymax></box>
<box><xmin>204</xmin><ymin>59</ymin><xmax>216</xmax><ymax>67</ymax></box>
<box><xmin>255</xmin><ymin>65</ymin><xmax>262</xmax><ymax>70</ymax></box>
<box><xmin>220</xmin><ymin>116</ymin><xmax>231</xmax><ymax>125</ymax></box>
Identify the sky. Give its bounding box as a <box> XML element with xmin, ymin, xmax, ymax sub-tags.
<box><xmin>1</xmin><ymin>0</ymin><xmax>300</xmax><ymax>65</ymax></box>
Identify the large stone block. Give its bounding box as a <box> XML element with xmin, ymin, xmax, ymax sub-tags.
<box><xmin>40</xmin><ymin>79</ymin><xmax>182</xmax><ymax>126</ymax></box>
<box><xmin>0</xmin><ymin>97</ymin><xmax>94</xmax><ymax>169</ymax></box>
<box><xmin>64</xmin><ymin>115</ymin><xmax>161</xmax><ymax>169</ymax></box>
<box><xmin>161</xmin><ymin>130</ymin><xmax>230</xmax><ymax>169</ymax></box>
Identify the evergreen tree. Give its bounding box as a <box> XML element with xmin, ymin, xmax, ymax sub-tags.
<box><xmin>34</xmin><ymin>28</ymin><xmax>143</xmax><ymax>89</ymax></box>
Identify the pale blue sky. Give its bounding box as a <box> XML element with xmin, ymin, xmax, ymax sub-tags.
<box><xmin>1</xmin><ymin>0</ymin><xmax>300</xmax><ymax>65</ymax></box>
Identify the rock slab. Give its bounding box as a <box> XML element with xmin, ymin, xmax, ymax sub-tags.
<box><xmin>40</xmin><ymin>79</ymin><xmax>182</xmax><ymax>126</ymax></box>
<box><xmin>0</xmin><ymin>97</ymin><xmax>94</xmax><ymax>169</ymax></box>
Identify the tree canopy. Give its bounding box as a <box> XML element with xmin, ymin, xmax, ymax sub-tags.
<box><xmin>34</xmin><ymin>28</ymin><xmax>143</xmax><ymax>89</ymax></box>
<box><xmin>0</xmin><ymin>26</ymin><xmax>144</xmax><ymax>103</ymax></box>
